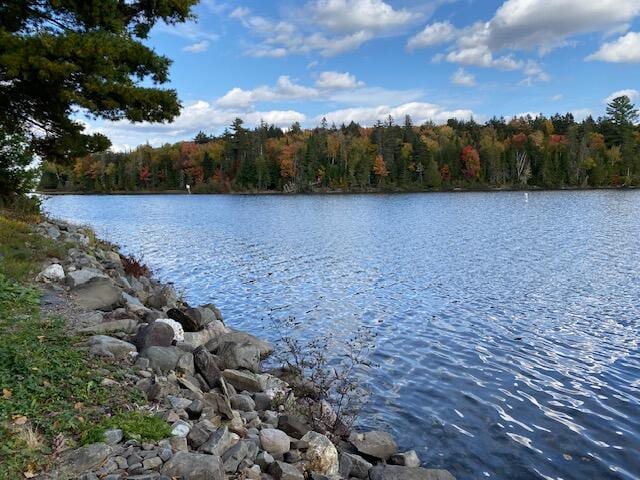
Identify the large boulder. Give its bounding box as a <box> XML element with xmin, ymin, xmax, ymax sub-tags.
<box><xmin>161</xmin><ymin>452</ymin><xmax>225</xmax><ymax>480</ymax></box>
<box><xmin>340</xmin><ymin>452</ymin><xmax>373</xmax><ymax>479</ymax></box>
<box><xmin>141</xmin><ymin>346</ymin><xmax>183</xmax><ymax>373</ymax></box>
<box><xmin>73</xmin><ymin>278</ymin><xmax>123</xmax><ymax>311</ymax></box>
<box><xmin>35</xmin><ymin>264</ymin><xmax>65</xmax><ymax>283</ymax></box>
<box><xmin>66</xmin><ymin>267</ymin><xmax>107</xmax><ymax>288</ymax></box>
<box><xmin>349</xmin><ymin>431</ymin><xmax>397</xmax><ymax>461</ymax></box>
<box><xmin>215</xmin><ymin>340</ymin><xmax>261</xmax><ymax>373</ymax></box>
<box><xmin>156</xmin><ymin>318</ymin><xmax>185</xmax><ymax>342</ymax></box>
<box><xmin>135</xmin><ymin>321</ymin><xmax>175</xmax><ymax>350</ymax></box>
<box><xmin>179</xmin><ymin>321</ymin><xmax>228</xmax><ymax>350</ymax></box>
<box><xmin>269</xmin><ymin>461</ymin><xmax>305</xmax><ymax>480</ymax></box>
<box><xmin>207</xmin><ymin>331</ymin><xmax>273</xmax><ymax>359</ymax></box>
<box><xmin>168</xmin><ymin>307</ymin><xmax>204</xmax><ymax>332</ymax></box>
<box><xmin>55</xmin><ymin>443</ymin><xmax>112</xmax><ymax>478</ymax></box>
<box><xmin>301</xmin><ymin>431</ymin><xmax>339</xmax><ymax>475</ymax></box>
<box><xmin>260</xmin><ymin>428</ymin><xmax>290</xmax><ymax>455</ymax></box>
<box><xmin>88</xmin><ymin>335</ymin><xmax>136</xmax><ymax>360</ymax></box>
<box><xmin>146</xmin><ymin>285</ymin><xmax>178</xmax><ymax>310</ymax></box>
<box><xmin>390</xmin><ymin>450</ymin><xmax>421</xmax><ymax>468</ymax></box>
<box><xmin>222</xmin><ymin>369</ymin><xmax>264</xmax><ymax>392</ymax></box>
<box><xmin>199</xmin><ymin>426</ymin><xmax>239</xmax><ymax>456</ymax></box>
<box><xmin>277</xmin><ymin>415</ymin><xmax>310</xmax><ymax>439</ymax></box>
<box><xmin>193</xmin><ymin>346</ymin><xmax>221</xmax><ymax>388</ymax></box>
<box><xmin>368</xmin><ymin>465</ymin><xmax>456</xmax><ymax>480</ymax></box>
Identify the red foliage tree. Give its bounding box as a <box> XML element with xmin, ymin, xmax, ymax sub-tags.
<box><xmin>461</xmin><ymin>145</ymin><xmax>481</xmax><ymax>179</ymax></box>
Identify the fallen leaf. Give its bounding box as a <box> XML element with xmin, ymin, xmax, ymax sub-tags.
<box><xmin>23</xmin><ymin>465</ymin><xmax>36</xmax><ymax>478</ymax></box>
<box><xmin>73</xmin><ymin>402</ymin><xmax>84</xmax><ymax>410</ymax></box>
<box><xmin>2</xmin><ymin>388</ymin><xmax>11</xmax><ymax>399</ymax></box>
<box><xmin>13</xmin><ymin>415</ymin><xmax>28</xmax><ymax>425</ymax></box>
<box><xmin>37</xmin><ymin>335</ymin><xmax>45</xmax><ymax>342</ymax></box>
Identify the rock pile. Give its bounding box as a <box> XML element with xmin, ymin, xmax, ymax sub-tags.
<box><xmin>34</xmin><ymin>219</ymin><xmax>456</xmax><ymax>480</ymax></box>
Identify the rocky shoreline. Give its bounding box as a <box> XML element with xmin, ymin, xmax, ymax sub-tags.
<box><xmin>32</xmin><ymin>217</ymin><xmax>456</xmax><ymax>480</ymax></box>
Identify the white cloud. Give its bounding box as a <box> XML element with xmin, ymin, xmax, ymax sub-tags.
<box><xmin>317</xmin><ymin>102</ymin><xmax>475</xmax><ymax>126</ymax></box>
<box><xmin>571</xmin><ymin>108</ymin><xmax>593</xmax><ymax>121</ymax></box>
<box><xmin>216</xmin><ymin>76</ymin><xmax>320</xmax><ymax>109</ymax></box>
<box><xmin>154</xmin><ymin>22</ymin><xmax>219</xmax><ymax>42</ymax></box>
<box><xmin>311</xmin><ymin>0</ymin><xmax>413</xmax><ymax>34</ymax></box>
<box><xmin>407</xmin><ymin>21</ymin><xmax>457</xmax><ymax>49</ymax></box>
<box><xmin>182</xmin><ymin>41</ymin><xmax>210</xmax><ymax>53</ymax></box>
<box><xmin>229</xmin><ymin>6</ymin><xmax>250</xmax><ymax>19</ymax></box>
<box><xmin>604</xmin><ymin>89</ymin><xmax>639</xmax><ymax>103</ymax></box>
<box><xmin>551</xmin><ymin>94</ymin><xmax>563</xmax><ymax>101</ymax></box>
<box><xmin>315</xmin><ymin>71</ymin><xmax>365</xmax><ymax>89</ymax></box>
<box><xmin>450</xmin><ymin>68</ymin><xmax>476</xmax><ymax>87</ymax></box>
<box><xmin>587</xmin><ymin>31</ymin><xmax>640</xmax><ymax>63</ymax></box>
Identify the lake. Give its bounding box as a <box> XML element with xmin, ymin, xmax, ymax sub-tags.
<box><xmin>43</xmin><ymin>191</ymin><xmax>640</xmax><ymax>480</ymax></box>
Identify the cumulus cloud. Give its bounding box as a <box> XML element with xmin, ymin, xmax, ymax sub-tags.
<box><xmin>230</xmin><ymin>0</ymin><xmax>419</xmax><ymax>57</ymax></box>
<box><xmin>407</xmin><ymin>21</ymin><xmax>457</xmax><ymax>49</ymax></box>
<box><xmin>604</xmin><ymin>89</ymin><xmax>640</xmax><ymax>103</ymax></box>
<box><xmin>587</xmin><ymin>31</ymin><xmax>640</xmax><ymax>63</ymax></box>
<box><xmin>316</xmin><ymin>102</ymin><xmax>475</xmax><ymax>126</ymax></box>
<box><xmin>216</xmin><ymin>76</ymin><xmax>319</xmax><ymax>109</ymax></box>
<box><xmin>315</xmin><ymin>71</ymin><xmax>365</xmax><ymax>89</ymax></box>
<box><xmin>182</xmin><ymin>41</ymin><xmax>210</xmax><ymax>53</ymax></box>
<box><xmin>450</xmin><ymin>68</ymin><xmax>476</xmax><ymax>87</ymax></box>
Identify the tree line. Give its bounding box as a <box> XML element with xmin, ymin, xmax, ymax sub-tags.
<box><xmin>40</xmin><ymin>96</ymin><xmax>640</xmax><ymax>194</ymax></box>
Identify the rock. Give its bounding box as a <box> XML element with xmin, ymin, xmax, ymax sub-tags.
<box><xmin>207</xmin><ymin>331</ymin><xmax>273</xmax><ymax>359</ymax></box>
<box><xmin>269</xmin><ymin>461</ymin><xmax>305</xmax><ymax>480</ymax></box>
<box><xmin>222</xmin><ymin>441</ymin><xmax>250</xmax><ymax>473</ymax></box>
<box><xmin>168</xmin><ymin>307</ymin><xmax>204</xmax><ymax>332</ymax></box>
<box><xmin>73</xmin><ymin>278</ymin><xmax>123</xmax><ymax>311</ymax></box>
<box><xmin>349</xmin><ymin>431</ymin><xmax>397</xmax><ymax>461</ymax></box>
<box><xmin>390</xmin><ymin>450</ymin><xmax>421</xmax><ymax>468</ymax></box>
<box><xmin>67</xmin><ymin>267</ymin><xmax>108</xmax><ymax>288</ymax></box>
<box><xmin>256</xmin><ymin>451</ymin><xmax>275</xmax><ymax>470</ymax></box>
<box><xmin>199</xmin><ymin>427</ymin><xmax>239</xmax><ymax>456</ymax></box>
<box><xmin>197</xmin><ymin>306</ymin><xmax>217</xmax><ymax>324</ymax></box>
<box><xmin>193</xmin><ymin>346</ymin><xmax>221</xmax><ymax>388</ymax></box>
<box><xmin>36</xmin><ymin>263</ymin><xmax>65</xmax><ymax>283</ymax></box>
<box><xmin>80</xmin><ymin>319</ymin><xmax>138</xmax><ymax>335</ymax></box>
<box><xmin>142</xmin><ymin>456</ymin><xmax>163</xmax><ymax>470</ymax></box>
<box><xmin>161</xmin><ymin>452</ymin><xmax>224</xmax><ymax>480</ymax></box>
<box><xmin>155</xmin><ymin>318</ymin><xmax>184</xmax><ymax>342</ymax></box>
<box><xmin>167</xmin><ymin>395</ymin><xmax>193</xmax><ymax>410</ymax></box>
<box><xmin>56</xmin><ymin>443</ymin><xmax>112</xmax><ymax>477</ymax></box>
<box><xmin>222</xmin><ymin>369</ymin><xmax>264</xmax><ymax>393</ymax></box>
<box><xmin>186</xmin><ymin>399</ymin><xmax>204</xmax><ymax>418</ymax></box>
<box><xmin>278</xmin><ymin>415</ymin><xmax>310</xmax><ymax>439</ymax></box>
<box><xmin>230</xmin><ymin>393</ymin><xmax>255</xmax><ymax>412</ymax></box>
<box><xmin>88</xmin><ymin>335</ymin><xmax>136</xmax><ymax>360</ymax></box>
<box><xmin>141</xmin><ymin>346</ymin><xmax>183</xmax><ymax>373</ymax></box>
<box><xmin>187</xmin><ymin>423</ymin><xmax>211</xmax><ymax>449</ymax></box>
<box><xmin>260</xmin><ymin>428</ymin><xmax>291</xmax><ymax>455</ymax></box>
<box><xmin>339</xmin><ymin>452</ymin><xmax>372</xmax><ymax>479</ymax></box>
<box><xmin>216</xmin><ymin>340</ymin><xmax>261</xmax><ymax>373</ymax></box>
<box><xmin>103</xmin><ymin>428</ymin><xmax>124</xmax><ymax>445</ymax></box>
<box><xmin>146</xmin><ymin>285</ymin><xmax>178</xmax><ymax>310</ymax></box>
<box><xmin>204</xmin><ymin>392</ymin><xmax>234</xmax><ymax>420</ymax></box>
<box><xmin>169</xmin><ymin>436</ymin><xmax>189</xmax><ymax>453</ymax></box>
<box><xmin>176</xmin><ymin>352</ymin><xmax>195</xmax><ymax>376</ymax></box>
<box><xmin>301</xmin><ymin>431</ymin><xmax>338</xmax><ymax>475</ymax></box>
<box><xmin>179</xmin><ymin>321</ymin><xmax>227</xmax><ymax>350</ymax></box>
<box><xmin>254</xmin><ymin>392</ymin><xmax>272</xmax><ymax>411</ymax></box>
<box><xmin>171</xmin><ymin>420</ymin><xmax>191</xmax><ymax>437</ymax></box>
<box><xmin>178</xmin><ymin>375</ymin><xmax>204</xmax><ymax>394</ymax></box>
<box><xmin>368</xmin><ymin>465</ymin><xmax>456</xmax><ymax>480</ymax></box>
<box><xmin>135</xmin><ymin>322</ymin><xmax>175</xmax><ymax>350</ymax></box>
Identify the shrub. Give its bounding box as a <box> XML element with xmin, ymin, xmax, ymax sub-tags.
<box><xmin>121</xmin><ymin>253</ymin><xmax>151</xmax><ymax>278</ymax></box>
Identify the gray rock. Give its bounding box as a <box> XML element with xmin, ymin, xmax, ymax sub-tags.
<box><xmin>349</xmin><ymin>431</ymin><xmax>397</xmax><ymax>461</ymax></box>
<box><xmin>135</xmin><ymin>322</ymin><xmax>175</xmax><ymax>351</ymax></box>
<box><xmin>146</xmin><ymin>286</ymin><xmax>178</xmax><ymax>310</ymax></box>
<box><xmin>187</xmin><ymin>423</ymin><xmax>211</xmax><ymax>449</ymax></box>
<box><xmin>167</xmin><ymin>395</ymin><xmax>193</xmax><ymax>410</ymax></box>
<box><xmin>230</xmin><ymin>394</ymin><xmax>256</xmax><ymax>412</ymax></box>
<box><xmin>390</xmin><ymin>450</ymin><xmax>421</xmax><ymax>468</ymax></box>
<box><xmin>103</xmin><ymin>428</ymin><xmax>124</xmax><ymax>445</ymax></box>
<box><xmin>88</xmin><ymin>335</ymin><xmax>136</xmax><ymax>360</ymax></box>
<box><xmin>141</xmin><ymin>346</ymin><xmax>183</xmax><ymax>373</ymax></box>
<box><xmin>80</xmin><ymin>319</ymin><xmax>138</xmax><ymax>335</ymax></box>
<box><xmin>256</xmin><ymin>451</ymin><xmax>275</xmax><ymax>470</ymax></box>
<box><xmin>179</xmin><ymin>321</ymin><xmax>227</xmax><ymax>350</ymax></box>
<box><xmin>340</xmin><ymin>452</ymin><xmax>373</xmax><ymax>479</ymax></box>
<box><xmin>56</xmin><ymin>443</ymin><xmax>112</xmax><ymax>477</ymax></box>
<box><xmin>168</xmin><ymin>307</ymin><xmax>203</xmax><ymax>332</ymax></box>
<box><xmin>123</xmin><ymin>291</ymin><xmax>144</xmax><ymax>307</ymax></box>
<box><xmin>67</xmin><ymin>267</ymin><xmax>108</xmax><ymax>288</ymax></box>
<box><xmin>269</xmin><ymin>461</ymin><xmax>305</xmax><ymax>480</ymax></box>
<box><xmin>199</xmin><ymin>426</ymin><xmax>238</xmax><ymax>456</ymax></box>
<box><xmin>222</xmin><ymin>441</ymin><xmax>249</xmax><ymax>473</ymax></box>
<box><xmin>74</xmin><ymin>278</ymin><xmax>123</xmax><ymax>311</ymax></box>
<box><xmin>222</xmin><ymin>369</ymin><xmax>264</xmax><ymax>392</ymax></box>
<box><xmin>204</xmin><ymin>392</ymin><xmax>234</xmax><ymax>420</ymax></box>
<box><xmin>260</xmin><ymin>428</ymin><xmax>291</xmax><ymax>455</ymax></box>
<box><xmin>207</xmin><ymin>331</ymin><xmax>273</xmax><ymax>359</ymax></box>
<box><xmin>216</xmin><ymin>340</ymin><xmax>261</xmax><ymax>373</ymax></box>
<box><xmin>36</xmin><ymin>263</ymin><xmax>65</xmax><ymax>283</ymax></box>
<box><xmin>368</xmin><ymin>465</ymin><xmax>456</xmax><ymax>480</ymax></box>
<box><xmin>142</xmin><ymin>456</ymin><xmax>163</xmax><ymax>470</ymax></box>
<box><xmin>301</xmin><ymin>431</ymin><xmax>338</xmax><ymax>475</ymax></box>
<box><xmin>161</xmin><ymin>452</ymin><xmax>224</xmax><ymax>480</ymax></box>
<box><xmin>254</xmin><ymin>392</ymin><xmax>272</xmax><ymax>411</ymax></box>
<box><xmin>193</xmin><ymin>346</ymin><xmax>221</xmax><ymax>388</ymax></box>
<box><xmin>171</xmin><ymin>420</ymin><xmax>191</xmax><ymax>437</ymax></box>
<box><xmin>278</xmin><ymin>415</ymin><xmax>310</xmax><ymax>439</ymax></box>
<box><xmin>176</xmin><ymin>352</ymin><xmax>195</xmax><ymax>376</ymax></box>
<box><xmin>186</xmin><ymin>399</ymin><xmax>204</xmax><ymax>418</ymax></box>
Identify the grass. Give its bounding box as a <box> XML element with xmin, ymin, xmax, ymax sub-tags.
<box><xmin>0</xmin><ymin>212</ymin><xmax>164</xmax><ymax>478</ymax></box>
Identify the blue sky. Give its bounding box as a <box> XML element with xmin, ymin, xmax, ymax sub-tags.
<box><xmin>88</xmin><ymin>0</ymin><xmax>640</xmax><ymax>150</ymax></box>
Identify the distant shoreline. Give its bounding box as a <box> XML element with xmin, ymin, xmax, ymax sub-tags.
<box><xmin>37</xmin><ymin>185</ymin><xmax>637</xmax><ymax>196</ymax></box>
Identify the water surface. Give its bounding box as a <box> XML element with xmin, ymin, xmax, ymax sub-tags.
<box><xmin>44</xmin><ymin>191</ymin><xmax>640</xmax><ymax>480</ymax></box>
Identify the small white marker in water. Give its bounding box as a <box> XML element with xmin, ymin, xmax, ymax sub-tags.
<box><xmin>186</xmin><ymin>184</ymin><xmax>191</xmax><ymax>194</ymax></box>
<box><xmin>524</xmin><ymin>192</ymin><xmax>529</xmax><ymax>202</ymax></box>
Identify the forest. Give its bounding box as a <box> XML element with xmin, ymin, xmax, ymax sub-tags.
<box><xmin>39</xmin><ymin>96</ymin><xmax>640</xmax><ymax>194</ymax></box>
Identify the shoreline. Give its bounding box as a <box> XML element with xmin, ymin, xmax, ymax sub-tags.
<box><xmin>18</xmin><ymin>215</ymin><xmax>456</xmax><ymax>479</ymax></box>
<box><xmin>36</xmin><ymin>185</ymin><xmax>637</xmax><ymax>197</ymax></box>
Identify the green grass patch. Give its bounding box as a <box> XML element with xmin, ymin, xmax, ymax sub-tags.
<box><xmin>82</xmin><ymin>412</ymin><xmax>172</xmax><ymax>445</ymax></box>
<box><xmin>0</xmin><ymin>215</ymin><xmax>151</xmax><ymax>478</ymax></box>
